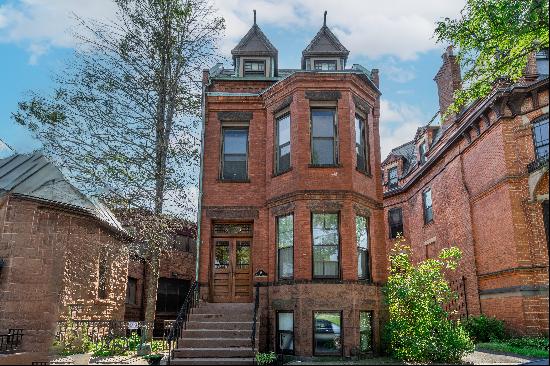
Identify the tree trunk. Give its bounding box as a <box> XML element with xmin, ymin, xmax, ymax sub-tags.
<box><xmin>144</xmin><ymin>245</ymin><xmax>161</xmax><ymax>340</ymax></box>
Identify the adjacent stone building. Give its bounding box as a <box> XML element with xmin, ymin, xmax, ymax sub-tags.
<box><xmin>180</xmin><ymin>13</ymin><xmax>386</xmax><ymax>363</ymax></box>
<box><xmin>0</xmin><ymin>153</ymin><xmax>129</xmax><ymax>364</ymax></box>
<box><xmin>382</xmin><ymin>47</ymin><xmax>549</xmax><ymax>335</ymax></box>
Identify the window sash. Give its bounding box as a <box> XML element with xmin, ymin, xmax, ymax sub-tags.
<box><xmin>359</xmin><ymin>311</ymin><xmax>373</xmax><ymax>353</ymax></box>
<box><xmin>244</xmin><ymin>60</ymin><xmax>266</xmax><ymax>75</ymax></box>
<box><xmin>311</xmin><ymin>109</ymin><xmax>337</xmax><ymax>165</ymax></box>
<box><xmin>419</xmin><ymin>142</ymin><xmax>427</xmax><ymax>164</ymax></box>
<box><xmin>356</xmin><ymin>215</ymin><xmax>370</xmax><ymax>280</ymax></box>
<box><xmin>312</xmin><ymin>213</ymin><xmax>339</xmax><ymax>278</ymax></box>
<box><xmin>355</xmin><ymin>115</ymin><xmax>368</xmax><ymax>172</ymax></box>
<box><xmin>222</xmin><ymin>128</ymin><xmax>248</xmax><ymax>180</ymax></box>
<box><xmin>388</xmin><ymin>167</ymin><xmax>398</xmax><ymax>188</ymax></box>
<box><xmin>276</xmin><ymin>114</ymin><xmax>291</xmax><ymax>173</ymax></box>
<box><xmin>314</xmin><ymin>312</ymin><xmax>342</xmax><ymax>355</ymax></box>
<box><xmin>277</xmin><ymin>312</ymin><xmax>294</xmax><ymax>354</ymax></box>
<box><xmin>314</xmin><ymin>60</ymin><xmax>337</xmax><ymax>71</ymax></box>
<box><xmin>423</xmin><ymin>190</ymin><xmax>433</xmax><ymax>224</ymax></box>
<box><xmin>533</xmin><ymin>117</ymin><xmax>549</xmax><ymax>159</ymax></box>
<box><xmin>388</xmin><ymin>208</ymin><xmax>403</xmax><ymax>239</ymax></box>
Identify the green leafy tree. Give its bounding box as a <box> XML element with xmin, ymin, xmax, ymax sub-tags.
<box><xmin>434</xmin><ymin>0</ymin><xmax>549</xmax><ymax>114</ymax></box>
<box><xmin>383</xmin><ymin>236</ymin><xmax>474</xmax><ymax>363</ymax></box>
<box><xmin>12</xmin><ymin>0</ymin><xmax>224</xmax><ymax>339</ymax></box>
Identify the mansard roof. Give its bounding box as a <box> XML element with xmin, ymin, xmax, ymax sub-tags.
<box><xmin>231</xmin><ymin>23</ymin><xmax>278</xmax><ymax>58</ymax></box>
<box><xmin>301</xmin><ymin>15</ymin><xmax>349</xmax><ymax>67</ymax></box>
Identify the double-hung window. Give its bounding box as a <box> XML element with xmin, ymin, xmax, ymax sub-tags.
<box><xmin>423</xmin><ymin>188</ymin><xmax>433</xmax><ymax>224</ymax></box>
<box><xmin>314</xmin><ymin>60</ymin><xmax>337</xmax><ymax>71</ymax></box>
<box><xmin>126</xmin><ymin>277</ymin><xmax>137</xmax><ymax>305</ymax></box>
<box><xmin>312</xmin><ymin>213</ymin><xmax>339</xmax><ymax>278</ymax></box>
<box><xmin>388</xmin><ymin>207</ymin><xmax>403</xmax><ymax>239</ymax></box>
<box><xmin>221</xmin><ymin>128</ymin><xmax>248</xmax><ymax>181</ymax></box>
<box><xmin>311</xmin><ymin>109</ymin><xmax>337</xmax><ymax>166</ymax></box>
<box><xmin>356</xmin><ymin>215</ymin><xmax>370</xmax><ymax>280</ymax></box>
<box><xmin>277</xmin><ymin>214</ymin><xmax>294</xmax><ymax>280</ymax></box>
<box><xmin>244</xmin><ymin>60</ymin><xmax>266</xmax><ymax>76</ymax></box>
<box><xmin>355</xmin><ymin>115</ymin><xmax>369</xmax><ymax>173</ymax></box>
<box><xmin>388</xmin><ymin>167</ymin><xmax>398</xmax><ymax>189</ymax></box>
<box><xmin>276</xmin><ymin>114</ymin><xmax>291</xmax><ymax>174</ymax></box>
<box><xmin>419</xmin><ymin>142</ymin><xmax>427</xmax><ymax>165</ymax></box>
<box><xmin>532</xmin><ymin>115</ymin><xmax>549</xmax><ymax>160</ymax></box>
<box><xmin>277</xmin><ymin>312</ymin><xmax>294</xmax><ymax>354</ymax></box>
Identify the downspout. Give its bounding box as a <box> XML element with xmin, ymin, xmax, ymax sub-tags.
<box><xmin>195</xmin><ymin>78</ymin><xmax>207</xmax><ymax>283</ymax></box>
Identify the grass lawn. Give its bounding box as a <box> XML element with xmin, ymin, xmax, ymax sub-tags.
<box><xmin>476</xmin><ymin>341</ymin><xmax>549</xmax><ymax>359</ymax></box>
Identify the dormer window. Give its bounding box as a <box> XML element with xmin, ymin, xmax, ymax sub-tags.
<box><xmin>314</xmin><ymin>60</ymin><xmax>337</xmax><ymax>71</ymax></box>
<box><xmin>388</xmin><ymin>167</ymin><xmax>398</xmax><ymax>189</ymax></box>
<box><xmin>244</xmin><ymin>60</ymin><xmax>266</xmax><ymax>76</ymax></box>
<box><xmin>419</xmin><ymin>142</ymin><xmax>427</xmax><ymax>165</ymax></box>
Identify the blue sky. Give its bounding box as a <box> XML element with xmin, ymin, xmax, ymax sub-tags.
<box><xmin>0</xmin><ymin>0</ymin><xmax>466</xmax><ymax>159</ymax></box>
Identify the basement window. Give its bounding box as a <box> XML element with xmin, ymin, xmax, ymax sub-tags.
<box><xmin>277</xmin><ymin>311</ymin><xmax>294</xmax><ymax>354</ymax></box>
<box><xmin>314</xmin><ymin>312</ymin><xmax>342</xmax><ymax>355</ymax></box>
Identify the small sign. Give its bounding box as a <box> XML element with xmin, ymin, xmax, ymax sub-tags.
<box><xmin>128</xmin><ymin>321</ymin><xmax>139</xmax><ymax>330</ymax></box>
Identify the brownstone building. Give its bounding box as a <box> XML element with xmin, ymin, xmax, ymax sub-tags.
<box><xmin>382</xmin><ymin>47</ymin><xmax>549</xmax><ymax>336</ymax></box>
<box><xmin>169</xmin><ymin>14</ymin><xmax>386</xmax><ymax>364</ymax></box>
<box><xmin>0</xmin><ymin>153</ymin><xmax>129</xmax><ymax>364</ymax></box>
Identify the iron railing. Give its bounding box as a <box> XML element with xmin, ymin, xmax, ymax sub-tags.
<box><xmin>166</xmin><ymin>281</ymin><xmax>200</xmax><ymax>363</ymax></box>
<box><xmin>251</xmin><ymin>284</ymin><xmax>260</xmax><ymax>351</ymax></box>
<box><xmin>0</xmin><ymin>329</ymin><xmax>23</xmax><ymax>354</ymax></box>
<box><xmin>527</xmin><ymin>153</ymin><xmax>549</xmax><ymax>173</ymax></box>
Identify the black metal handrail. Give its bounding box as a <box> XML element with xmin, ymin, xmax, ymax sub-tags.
<box><xmin>0</xmin><ymin>329</ymin><xmax>23</xmax><ymax>354</ymax></box>
<box><xmin>167</xmin><ymin>281</ymin><xmax>200</xmax><ymax>363</ymax></box>
<box><xmin>251</xmin><ymin>284</ymin><xmax>260</xmax><ymax>352</ymax></box>
<box><xmin>527</xmin><ymin>153</ymin><xmax>549</xmax><ymax>173</ymax></box>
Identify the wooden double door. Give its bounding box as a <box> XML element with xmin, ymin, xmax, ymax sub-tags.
<box><xmin>211</xmin><ymin>237</ymin><xmax>252</xmax><ymax>302</ymax></box>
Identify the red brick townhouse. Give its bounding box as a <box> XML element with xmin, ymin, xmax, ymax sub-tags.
<box><xmin>382</xmin><ymin>47</ymin><xmax>549</xmax><ymax>335</ymax></box>
<box><xmin>0</xmin><ymin>153</ymin><xmax>129</xmax><ymax>364</ymax></box>
<box><xmin>180</xmin><ymin>13</ymin><xmax>387</xmax><ymax>362</ymax></box>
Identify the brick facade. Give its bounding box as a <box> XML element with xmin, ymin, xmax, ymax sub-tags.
<box><xmin>0</xmin><ymin>195</ymin><xmax>128</xmax><ymax>364</ymax></box>
<box><xmin>382</xmin><ymin>50</ymin><xmax>549</xmax><ymax>336</ymax></box>
<box><xmin>198</xmin><ymin>20</ymin><xmax>387</xmax><ymax>357</ymax></box>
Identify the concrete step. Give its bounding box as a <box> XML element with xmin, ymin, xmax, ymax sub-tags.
<box><xmin>193</xmin><ymin>303</ymin><xmax>254</xmax><ymax>314</ymax></box>
<box><xmin>181</xmin><ymin>329</ymin><xmax>251</xmax><ymax>338</ymax></box>
<box><xmin>178</xmin><ymin>337</ymin><xmax>251</xmax><ymax>348</ymax></box>
<box><xmin>189</xmin><ymin>313</ymin><xmax>252</xmax><ymax>322</ymax></box>
<box><xmin>172</xmin><ymin>347</ymin><xmax>255</xmax><ymax>359</ymax></box>
<box><xmin>185</xmin><ymin>321</ymin><xmax>252</xmax><ymax>330</ymax></box>
<box><xmin>170</xmin><ymin>357</ymin><xmax>254</xmax><ymax>365</ymax></box>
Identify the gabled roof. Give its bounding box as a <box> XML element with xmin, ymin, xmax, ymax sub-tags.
<box><xmin>0</xmin><ymin>152</ymin><xmax>124</xmax><ymax>232</ymax></box>
<box><xmin>231</xmin><ymin>23</ymin><xmax>278</xmax><ymax>58</ymax></box>
<box><xmin>382</xmin><ymin>140</ymin><xmax>417</xmax><ymax>177</ymax></box>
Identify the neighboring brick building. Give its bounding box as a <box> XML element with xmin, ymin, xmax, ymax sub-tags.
<box><xmin>382</xmin><ymin>47</ymin><xmax>549</xmax><ymax>336</ymax></box>
<box><xmin>124</xmin><ymin>222</ymin><xmax>196</xmax><ymax>338</ymax></box>
<box><xmin>176</xmin><ymin>13</ymin><xmax>386</xmax><ymax>363</ymax></box>
<box><xmin>0</xmin><ymin>153</ymin><xmax>129</xmax><ymax>364</ymax></box>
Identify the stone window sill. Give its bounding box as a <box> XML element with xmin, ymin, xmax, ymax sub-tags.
<box><xmin>272</xmin><ymin>167</ymin><xmax>293</xmax><ymax>178</ymax></box>
<box><xmin>308</xmin><ymin>164</ymin><xmax>343</xmax><ymax>169</ymax></box>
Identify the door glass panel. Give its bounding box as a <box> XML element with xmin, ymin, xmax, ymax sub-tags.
<box><xmin>215</xmin><ymin>241</ymin><xmax>229</xmax><ymax>269</ymax></box>
<box><xmin>236</xmin><ymin>241</ymin><xmax>250</xmax><ymax>269</ymax></box>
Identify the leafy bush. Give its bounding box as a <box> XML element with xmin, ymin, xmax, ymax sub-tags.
<box><xmin>383</xmin><ymin>236</ymin><xmax>474</xmax><ymax>363</ymax></box>
<box><xmin>255</xmin><ymin>351</ymin><xmax>277</xmax><ymax>365</ymax></box>
<box><xmin>463</xmin><ymin>315</ymin><xmax>505</xmax><ymax>342</ymax></box>
<box><xmin>52</xmin><ymin>320</ymin><xmax>91</xmax><ymax>356</ymax></box>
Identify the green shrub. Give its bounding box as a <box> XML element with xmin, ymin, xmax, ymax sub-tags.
<box><xmin>383</xmin><ymin>236</ymin><xmax>474</xmax><ymax>363</ymax></box>
<box><xmin>255</xmin><ymin>351</ymin><xmax>277</xmax><ymax>365</ymax></box>
<box><xmin>52</xmin><ymin>320</ymin><xmax>91</xmax><ymax>356</ymax></box>
<box><xmin>463</xmin><ymin>315</ymin><xmax>505</xmax><ymax>342</ymax></box>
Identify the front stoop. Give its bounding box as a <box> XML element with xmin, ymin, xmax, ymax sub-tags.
<box><xmin>170</xmin><ymin>302</ymin><xmax>255</xmax><ymax>365</ymax></box>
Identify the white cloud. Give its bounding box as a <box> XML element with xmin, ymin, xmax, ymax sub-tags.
<box><xmin>0</xmin><ymin>0</ymin><xmax>466</xmax><ymax>63</ymax></box>
<box><xmin>383</xmin><ymin>63</ymin><xmax>416</xmax><ymax>83</ymax></box>
<box><xmin>379</xmin><ymin>99</ymin><xmax>426</xmax><ymax>159</ymax></box>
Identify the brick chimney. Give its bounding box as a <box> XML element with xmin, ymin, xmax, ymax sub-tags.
<box><xmin>434</xmin><ymin>46</ymin><xmax>461</xmax><ymax>125</ymax></box>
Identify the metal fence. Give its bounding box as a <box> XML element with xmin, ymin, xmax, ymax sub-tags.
<box><xmin>0</xmin><ymin>329</ymin><xmax>23</xmax><ymax>354</ymax></box>
<box><xmin>55</xmin><ymin>320</ymin><xmax>158</xmax><ymax>354</ymax></box>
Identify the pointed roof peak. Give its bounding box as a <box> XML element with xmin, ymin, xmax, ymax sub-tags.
<box><xmin>231</xmin><ymin>11</ymin><xmax>277</xmax><ymax>58</ymax></box>
<box><xmin>302</xmin><ymin>15</ymin><xmax>349</xmax><ymax>65</ymax></box>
